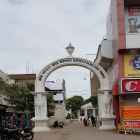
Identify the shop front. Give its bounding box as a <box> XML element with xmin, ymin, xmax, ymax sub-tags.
<box><xmin>111</xmin><ymin>52</ymin><xmax>140</xmax><ymax>131</ymax></box>
<box><xmin>0</xmin><ymin>105</ymin><xmax>33</xmax><ymax>129</ymax></box>
<box><xmin>0</xmin><ymin>104</ymin><xmax>7</xmax><ymax>129</ymax></box>
<box><xmin>119</xmin><ymin>78</ymin><xmax>140</xmax><ymax>130</ymax></box>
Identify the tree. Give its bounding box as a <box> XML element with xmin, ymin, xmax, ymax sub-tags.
<box><xmin>66</xmin><ymin>96</ymin><xmax>84</xmax><ymax>118</ymax></box>
<box><xmin>7</xmin><ymin>85</ymin><xmax>34</xmax><ymax>112</ymax></box>
<box><xmin>0</xmin><ymin>78</ymin><xmax>34</xmax><ymax>112</ymax></box>
<box><xmin>83</xmin><ymin>96</ymin><xmax>98</xmax><ymax>107</ymax></box>
<box><xmin>47</xmin><ymin>93</ymin><xmax>55</xmax><ymax>117</ymax></box>
<box><xmin>0</xmin><ymin>78</ymin><xmax>56</xmax><ymax>115</ymax></box>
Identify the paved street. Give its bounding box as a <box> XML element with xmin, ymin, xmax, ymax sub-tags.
<box><xmin>34</xmin><ymin>121</ymin><xmax>140</xmax><ymax>140</ymax></box>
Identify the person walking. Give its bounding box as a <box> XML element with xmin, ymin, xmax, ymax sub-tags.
<box><xmin>83</xmin><ymin>117</ymin><xmax>88</xmax><ymax>127</ymax></box>
<box><xmin>90</xmin><ymin>115</ymin><xmax>96</xmax><ymax>127</ymax></box>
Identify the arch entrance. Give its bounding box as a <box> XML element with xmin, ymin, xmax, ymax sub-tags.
<box><xmin>34</xmin><ymin>57</ymin><xmax>115</xmax><ymax>132</ymax></box>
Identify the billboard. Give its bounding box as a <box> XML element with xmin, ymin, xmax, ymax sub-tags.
<box><xmin>121</xmin><ymin>78</ymin><xmax>140</xmax><ymax>93</ymax></box>
<box><xmin>45</xmin><ymin>80</ymin><xmax>63</xmax><ymax>90</ymax></box>
<box><xmin>125</xmin><ymin>7</ymin><xmax>140</xmax><ymax>33</ymax></box>
<box><xmin>124</xmin><ymin>54</ymin><xmax>140</xmax><ymax>77</ymax></box>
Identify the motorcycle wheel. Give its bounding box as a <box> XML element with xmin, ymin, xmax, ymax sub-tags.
<box><xmin>16</xmin><ymin>135</ymin><xmax>24</xmax><ymax>140</ymax></box>
<box><xmin>24</xmin><ymin>133</ymin><xmax>33</xmax><ymax>140</ymax></box>
<box><xmin>19</xmin><ymin>136</ymin><xmax>24</xmax><ymax>140</ymax></box>
<box><xmin>8</xmin><ymin>135</ymin><xmax>23</xmax><ymax>140</ymax></box>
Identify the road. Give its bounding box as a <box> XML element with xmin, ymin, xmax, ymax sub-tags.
<box><xmin>34</xmin><ymin>121</ymin><xmax>140</xmax><ymax>140</ymax></box>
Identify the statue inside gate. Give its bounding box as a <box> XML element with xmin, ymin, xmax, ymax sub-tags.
<box><xmin>103</xmin><ymin>93</ymin><xmax>112</xmax><ymax>115</ymax></box>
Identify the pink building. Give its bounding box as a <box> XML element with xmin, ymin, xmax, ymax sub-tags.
<box><xmin>91</xmin><ymin>0</ymin><xmax>140</xmax><ymax>130</ymax></box>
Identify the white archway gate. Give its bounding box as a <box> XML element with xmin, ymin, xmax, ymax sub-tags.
<box><xmin>33</xmin><ymin>57</ymin><xmax>115</xmax><ymax>132</ymax></box>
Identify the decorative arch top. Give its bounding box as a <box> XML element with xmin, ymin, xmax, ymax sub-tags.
<box><xmin>38</xmin><ymin>57</ymin><xmax>108</xmax><ymax>88</ymax></box>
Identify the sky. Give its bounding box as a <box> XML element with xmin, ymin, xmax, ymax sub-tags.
<box><xmin>0</xmin><ymin>0</ymin><xmax>110</xmax><ymax>98</ymax></box>
<box><xmin>47</xmin><ymin>66</ymin><xmax>91</xmax><ymax>98</ymax></box>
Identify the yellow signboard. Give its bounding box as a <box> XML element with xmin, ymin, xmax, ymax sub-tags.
<box><xmin>124</xmin><ymin>54</ymin><xmax>140</xmax><ymax>77</ymax></box>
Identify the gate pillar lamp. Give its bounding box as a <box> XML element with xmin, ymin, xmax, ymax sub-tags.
<box><xmin>65</xmin><ymin>43</ymin><xmax>75</xmax><ymax>57</ymax></box>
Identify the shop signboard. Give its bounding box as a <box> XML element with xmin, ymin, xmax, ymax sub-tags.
<box><xmin>132</xmin><ymin>55</ymin><xmax>140</xmax><ymax>69</ymax></box>
<box><xmin>124</xmin><ymin>121</ymin><xmax>140</xmax><ymax>128</ymax></box>
<box><xmin>124</xmin><ymin>55</ymin><xmax>140</xmax><ymax>77</ymax></box>
<box><xmin>121</xmin><ymin>78</ymin><xmax>140</xmax><ymax>93</ymax></box>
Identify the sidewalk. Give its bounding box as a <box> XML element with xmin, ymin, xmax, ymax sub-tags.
<box><xmin>34</xmin><ymin>121</ymin><xmax>140</xmax><ymax>140</ymax></box>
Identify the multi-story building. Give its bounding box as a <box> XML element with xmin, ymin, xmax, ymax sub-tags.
<box><xmin>90</xmin><ymin>73</ymin><xmax>100</xmax><ymax>96</ymax></box>
<box><xmin>91</xmin><ymin>0</ymin><xmax>140</xmax><ymax>129</ymax></box>
<box><xmin>8</xmin><ymin>74</ymin><xmax>36</xmax><ymax>91</ymax></box>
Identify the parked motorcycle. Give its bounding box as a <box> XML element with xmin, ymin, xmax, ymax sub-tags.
<box><xmin>0</xmin><ymin>128</ymin><xmax>33</xmax><ymax>140</ymax></box>
<box><xmin>0</xmin><ymin>128</ymin><xmax>22</xmax><ymax>140</ymax></box>
<box><xmin>58</xmin><ymin>121</ymin><xmax>64</xmax><ymax>128</ymax></box>
<box><xmin>19</xmin><ymin>128</ymin><xmax>34</xmax><ymax>140</ymax></box>
<box><xmin>53</xmin><ymin>121</ymin><xmax>64</xmax><ymax>128</ymax></box>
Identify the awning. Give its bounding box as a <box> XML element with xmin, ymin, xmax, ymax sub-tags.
<box><xmin>0</xmin><ymin>104</ymin><xmax>8</xmax><ymax>110</ymax></box>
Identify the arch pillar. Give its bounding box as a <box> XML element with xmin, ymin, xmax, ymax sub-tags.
<box><xmin>97</xmin><ymin>88</ymin><xmax>115</xmax><ymax>130</ymax></box>
<box><xmin>33</xmin><ymin>79</ymin><xmax>50</xmax><ymax>132</ymax></box>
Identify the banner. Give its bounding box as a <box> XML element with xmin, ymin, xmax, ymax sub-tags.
<box><xmin>124</xmin><ymin>54</ymin><xmax>140</xmax><ymax>77</ymax></box>
<box><xmin>121</xmin><ymin>79</ymin><xmax>140</xmax><ymax>93</ymax></box>
<box><xmin>125</xmin><ymin>7</ymin><xmax>140</xmax><ymax>33</ymax></box>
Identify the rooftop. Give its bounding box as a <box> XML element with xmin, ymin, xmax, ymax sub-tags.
<box><xmin>8</xmin><ymin>74</ymin><xmax>36</xmax><ymax>80</ymax></box>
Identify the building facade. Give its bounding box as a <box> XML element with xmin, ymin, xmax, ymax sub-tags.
<box><xmin>8</xmin><ymin>74</ymin><xmax>36</xmax><ymax>91</ymax></box>
<box><xmin>91</xmin><ymin>0</ymin><xmax>140</xmax><ymax>129</ymax></box>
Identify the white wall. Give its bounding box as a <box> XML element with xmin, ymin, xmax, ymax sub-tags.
<box><xmin>126</xmin><ymin>34</ymin><xmax>140</xmax><ymax>48</ymax></box>
<box><xmin>100</xmin><ymin>40</ymin><xmax>113</xmax><ymax>59</ymax></box>
<box><xmin>53</xmin><ymin>93</ymin><xmax>64</xmax><ymax>101</ymax></box>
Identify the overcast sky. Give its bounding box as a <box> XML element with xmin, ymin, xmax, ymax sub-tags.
<box><xmin>0</xmin><ymin>0</ymin><xmax>110</xmax><ymax>98</ymax></box>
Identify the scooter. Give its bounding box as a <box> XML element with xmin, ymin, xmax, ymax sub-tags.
<box><xmin>53</xmin><ymin>121</ymin><xmax>64</xmax><ymax>128</ymax></box>
<box><xmin>58</xmin><ymin>121</ymin><xmax>64</xmax><ymax>128</ymax></box>
<box><xmin>0</xmin><ymin>127</ymin><xmax>33</xmax><ymax>140</ymax></box>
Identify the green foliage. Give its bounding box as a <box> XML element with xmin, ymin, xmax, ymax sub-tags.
<box><xmin>0</xmin><ymin>78</ymin><xmax>34</xmax><ymax>112</ymax></box>
<box><xmin>47</xmin><ymin>94</ymin><xmax>55</xmax><ymax>117</ymax></box>
<box><xmin>8</xmin><ymin>85</ymin><xmax>34</xmax><ymax>112</ymax></box>
<box><xmin>66</xmin><ymin>96</ymin><xmax>84</xmax><ymax>112</ymax></box>
<box><xmin>26</xmin><ymin>83</ymin><xmax>35</xmax><ymax>91</ymax></box>
<box><xmin>83</xmin><ymin>96</ymin><xmax>98</xmax><ymax>107</ymax></box>
<box><xmin>47</xmin><ymin>94</ymin><xmax>54</xmax><ymax>104</ymax></box>
<box><xmin>0</xmin><ymin>78</ymin><xmax>10</xmax><ymax>95</ymax></box>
